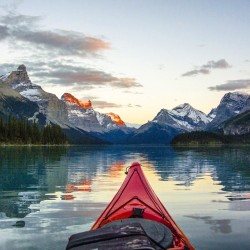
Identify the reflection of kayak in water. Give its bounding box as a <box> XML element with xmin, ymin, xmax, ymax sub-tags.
<box><xmin>66</xmin><ymin>162</ymin><xmax>195</xmax><ymax>250</ymax></box>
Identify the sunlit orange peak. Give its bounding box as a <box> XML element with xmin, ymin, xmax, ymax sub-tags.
<box><xmin>106</xmin><ymin>112</ymin><xmax>125</xmax><ymax>126</ymax></box>
<box><xmin>62</xmin><ymin>93</ymin><xmax>81</xmax><ymax>106</ymax></box>
<box><xmin>62</xmin><ymin>93</ymin><xmax>92</xmax><ymax>109</ymax></box>
<box><xmin>79</xmin><ymin>100</ymin><xmax>92</xmax><ymax>109</ymax></box>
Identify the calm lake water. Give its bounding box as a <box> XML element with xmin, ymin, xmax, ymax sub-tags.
<box><xmin>0</xmin><ymin>145</ymin><xmax>250</xmax><ymax>250</ymax></box>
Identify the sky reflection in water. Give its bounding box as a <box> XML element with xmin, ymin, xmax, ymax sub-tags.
<box><xmin>0</xmin><ymin>145</ymin><xmax>250</xmax><ymax>250</ymax></box>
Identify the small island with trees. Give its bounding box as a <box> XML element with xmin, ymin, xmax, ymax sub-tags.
<box><xmin>171</xmin><ymin>131</ymin><xmax>250</xmax><ymax>146</ymax></box>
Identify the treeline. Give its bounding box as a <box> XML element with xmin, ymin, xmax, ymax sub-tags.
<box><xmin>171</xmin><ymin>131</ymin><xmax>250</xmax><ymax>145</ymax></box>
<box><xmin>0</xmin><ymin>117</ymin><xmax>67</xmax><ymax>144</ymax></box>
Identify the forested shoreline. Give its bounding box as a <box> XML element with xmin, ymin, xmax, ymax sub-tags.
<box><xmin>171</xmin><ymin>131</ymin><xmax>250</xmax><ymax>145</ymax></box>
<box><xmin>0</xmin><ymin>117</ymin><xmax>67</xmax><ymax>145</ymax></box>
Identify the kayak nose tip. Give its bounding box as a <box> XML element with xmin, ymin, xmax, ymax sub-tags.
<box><xmin>131</xmin><ymin>162</ymin><xmax>141</xmax><ymax>167</ymax></box>
<box><xmin>125</xmin><ymin>162</ymin><xmax>141</xmax><ymax>175</ymax></box>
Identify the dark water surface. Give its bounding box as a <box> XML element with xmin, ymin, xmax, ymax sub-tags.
<box><xmin>0</xmin><ymin>145</ymin><xmax>250</xmax><ymax>249</ymax></box>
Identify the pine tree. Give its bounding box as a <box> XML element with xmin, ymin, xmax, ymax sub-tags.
<box><xmin>0</xmin><ymin>117</ymin><xmax>67</xmax><ymax>145</ymax></box>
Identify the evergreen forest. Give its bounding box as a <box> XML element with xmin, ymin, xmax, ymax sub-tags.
<box><xmin>171</xmin><ymin>131</ymin><xmax>250</xmax><ymax>145</ymax></box>
<box><xmin>0</xmin><ymin>117</ymin><xmax>67</xmax><ymax>144</ymax></box>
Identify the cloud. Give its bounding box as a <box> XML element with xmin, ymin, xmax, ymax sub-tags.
<box><xmin>33</xmin><ymin>66</ymin><xmax>141</xmax><ymax>89</ymax></box>
<box><xmin>0</xmin><ymin>63</ymin><xmax>17</xmax><ymax>74</ymax></box>
<box><xmin>1</xmin><ymin>61</ymin><xmax>142</xmax><ymax>90</ymax></box>
<box><xmin>12</xmin><ymin>29</ymin><xmax>110</xmax><ymax>55</ymax></box>
<box><xmin>202</xmin><ymin>59</ymin><xmax>231</xmax><ymax>69</ymax></box>
<box><xmin>0</xmin><ymin>12</ymin><xmax>109</xmax><ymax>56</ymax></box>
<box><xmin>208</xmin><ymin>79</ymin><xmax>250</xmax><ymax>91</ymax></box>
<box><xmin>182</xmin><ymin>59</ymin><xmax>231</xmax><ymax>77</ymax></box>
<box><xmin>0</xmin><ymin>25</ymin><xmax>9</xmax><ymax>40</ymax></box>
<box><xmin>0</xmin><ymin>12</ymin><xmax>141</xmax><ymax>91</ymax></box>
<box><xmin>78</xmin><ymin>95</ymin><xmax>123</xmax><ymax>108</ymax></box>
<box><xmin>92</xmin><ymin>100</ymin><xmax>123</xmax><ymax>109</ymax></box>
<box><xmin>0</xmin><ymin>12</ymin><xmax>41</xmax><ymax>27</ymax></box>
<box><xmin>127</xmin><ymin>104</ymin><xmax>142</xmax><ymax>108</ymax></box>
<box><xmin>182</xmin><ymin>68</ymin><xmax>210</xmax><ymax>77</ymax></box>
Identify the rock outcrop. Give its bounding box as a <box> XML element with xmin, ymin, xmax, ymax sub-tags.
<box><xmin>106</xmin><ymin>112</ymin><xmax>125</xmax><ymax>126</ymax></box>
<box><xmin>223</xmin><ymin>110</ymin><xmax>250</xmax><ymax>135</ymax></box>
<box><xmin>61</xmin><ymin>92</ymin><xmax>125</xmax><ymax>132</ymax></box>
<box><xmin>207</xmin><ymin>92</ymin><xmax>250</xmax><ymax>130</ymax></box>
<box><xmin>2</xmin><ymin>65</ymin><xmax>69</xmax><ymax>126</ymax></box>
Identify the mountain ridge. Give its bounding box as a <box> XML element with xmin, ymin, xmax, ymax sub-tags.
<box><xmin>1</xmin><ymin>64</ymin><xmax>249</xmax><ymax>144</ymax></box>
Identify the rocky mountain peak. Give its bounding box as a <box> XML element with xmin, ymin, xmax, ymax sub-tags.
<box><xmin>62</xmin><ymin>93</ymin><xmax>92</xmax><ymax>109</ymax></box>
<box><xmin>207</xmin><ymin>92</ymin><xmax>250</xmax><ymax>129</ymax></box>
<box><xmin>172</xmin><ymin>103</ymin><xmax>194</xmax><ymax>113</ymax></box>
<box><xmin>106</xmin><ymin>112</ymin><xmax>125</xmax><ymax>126</ymax></box>
<box><xmin>17</xmin><ymin>64</ymin><xmax>27</xmax><ymax>72</ymax></box>
<box><xmin>170</xmin><ymin>103</ymin><xmax>209</xmax><ymax>122</ymax></box>
<box><xmin>3</xmin><ymin>65</ymin><xmax>30</xmax><ymax>85</ymax></box>
<box><xmin>62</xmin><ymin>93</ymin><xmax>81</xmax><ymax>106</ymax></box>
<box><xmin>153</xmin><ymin>103</ymin><xmax>210</xmax><ymax>131</ymax></box>
<box><xmin>221</xmin><ymin>92</ymin><xmax>249</xmax><ymax>103</ymax></box>
<box><xmin>79</xmin><ymin>100</ymin><xmax>92</xmax><ymax>109</ymax></box>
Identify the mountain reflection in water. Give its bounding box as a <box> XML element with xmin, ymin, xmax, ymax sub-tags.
<box><xmin>0</xmin><ymin>145</ymin><xmax>250</xmax><ymax>250</ymax></box>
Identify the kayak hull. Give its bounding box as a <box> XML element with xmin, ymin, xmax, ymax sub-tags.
<box><xmin>91</xmin><ymin>162</ymin><xmax>195</xmax><ymax>250</ymax></box>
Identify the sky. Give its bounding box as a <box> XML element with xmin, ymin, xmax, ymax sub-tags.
<box><xmin>0</xmin><ymin>0</ymin><xmax>250</xmax><ymax>124</ymax></box>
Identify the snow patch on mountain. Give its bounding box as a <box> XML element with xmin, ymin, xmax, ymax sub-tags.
<box><xmin>2</xmin><ymin>65</ymin><xmax>69</xmax><ymax>124</ymax></box>
<box><xmin>0</xmin><ymin>72</ymin><xmax>11</xmax><ymax>81</ymax></box>
<box><xmin>62</xmin><ymin>92</ymin><xmax>126</xmax><ymax>132</ymax></box>
<box><xmin>207</xmin><ymin>92</ymin><xmax>250</xmax><ymax>129</ymax></box>
<box><xmin>125</xmin><ymin>123</ymin><xmax>142</xmax><ymax>129</ymax></box>
<box><xmin>153</xmin><ymin>103</ymin><xmax>210</xmax><ymax>131</ymax></box>
<box><xmin>106</xmin><ymin>112</ymin><xmax>125</xmax><ymax>126</ymax></box>
<box><xmin>171</xmin><ymin>103</ymin><xmax>211</xmax><ymax>123</ymax></box>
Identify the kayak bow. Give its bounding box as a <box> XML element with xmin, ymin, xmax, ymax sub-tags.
<box><xmin>67</xmin><ymin>162</ymin><xmax>195</xmax><ymax>250</ymax></box>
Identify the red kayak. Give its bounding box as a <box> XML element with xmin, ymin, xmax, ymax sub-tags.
<box><xmin>66</xmin><ymin>162</ymin><xmax>195</xmax><ymax>250</ymax></box>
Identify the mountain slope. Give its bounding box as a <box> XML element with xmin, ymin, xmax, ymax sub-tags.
<box><xmin>223</xmin><ymin>110</ymin><xmax>250</xmax><ymax>135</ymax></box>
<box><xmin>0</xmin><ymin>66</ymin><xmax>109</xmax><ymax>144</ymax></box>
<box><xmin>127</xmin><ymin>103</ymin><xmax>210</xmax><ymax>144</ymax></box>
<box><xmin>61</xmin><ymin>92</ymin><xmax>134</xmax><ymax>143</ymax></box>
<box><xmin>0</xmin><ymin>79</ymin><xmax>44</xmax><ymax>122</ymax></box>
<box><xmin>2</xmin><ymin>65</ymin><xmax>69</xmax><ymax>126</ymax></box>
<box><xmin>127</xmin><ymin>121</ymin><xmax>185</xmax><ymax>144</ymax></box>
<box><xmin>153</xmin><ymin>103</ymin><xmax>211</xmax><ymax>131</ymax></box>
<box><xmin>207</xmin><ymin>92</ymin><xmax>250</xmax><ymax>130</ymax></box>
<box><xmin>62</xmin><ymin>92</ymin><xmax>125</xmax><ymax>132</ymax></box>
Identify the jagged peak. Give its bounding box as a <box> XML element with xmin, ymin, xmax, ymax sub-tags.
<box><xmin>173</xmin><ymin>103</ymin><xmax>192</xmax><ymax>110</ymax></box>
<box><xmin>61</xmin><ymin>93</ymin><xmax>92</xmax><ymax>109</ymax></box>
<box><xmin>79</xmin><ymin>100</ymin><xmax>92</xmax><ymax>109</ymax></box>
<box><xmin>61</xmin><ymin>93</ymin><xmax>80</xmax><ymax>106</ymax></box>
<box><xmin>2</xmin><ymin>64</ymin><xmax>30</xmax><ymax>83</ymax></box>
<box><xmin>221</xmin><ymin>92</ymin><xmax>249</xmax><ymax>103</ymax></box>
<box><xmin>17</xmin><ymin>64</ymin><xmax>27</xmax><ymax>72</ymax></box>
<box><xmin>106</xmin><ymin>112</ymin><xmax>125</xmax><ymax>126</ymax></box>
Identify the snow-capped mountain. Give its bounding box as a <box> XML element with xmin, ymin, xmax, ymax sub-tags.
<box><xmin>0</xmin><ymin>77</ymin><xmax>42</xmax><ymax>121</ymax></box>
<box><xmin>1</xmin><ymin>64</ymin><xmax>250</xmax><ymax>144</ymax></box>
<box><xmin>207</xmin><ymin>92</ymin><xmax>250</xmax><ymax>130</ymax></box>
<box><xmin>153</xmin><ymin>103</ymin><xmax>211</xmax><ymax>131</ymax></box>
<box><xmin>223</xmin><ymin>110</ymin><xmax>250</xmax><ymax>135</ymax></box>
<box><xmin>106</xmin><ymin>113</ymin><xmax>125</xmax><ymax>126</ymax></box>
<box><xmin>61</xmin><ymin>93</ymin><xmax>126</xmax><ymax>132</ymax></box>
<box><xmin>127</xmin><ymin>103</ymin><xmax>210</xmax><ymax>144</ymax></box>
<box><xmin>2</xmin><ymin>65</ymin><xmax>69</xmax><ymax>126</ymax></box>
<box><xmin>0</xmin><ymin>65</ymin><xmax>107</xmax><ymax>144</ymax></box>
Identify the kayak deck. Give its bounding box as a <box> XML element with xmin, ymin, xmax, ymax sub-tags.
<box><xmin>67</xmin><ymin>162</ymin><xmax>195</xmax><ymax>250</ymax></box>
<box><xmin>67</xmin><ymin>218</ymin><xmax>173</xmax><ymax>249</ymax></box>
